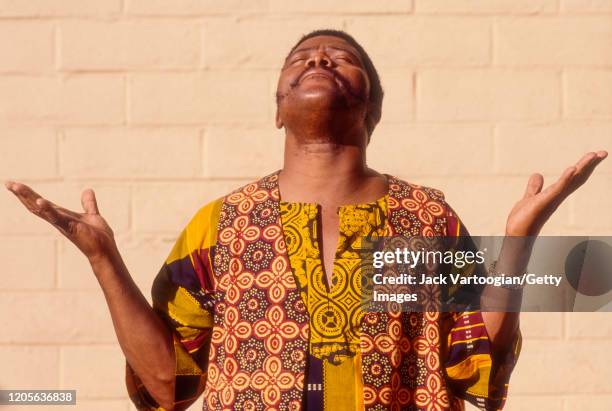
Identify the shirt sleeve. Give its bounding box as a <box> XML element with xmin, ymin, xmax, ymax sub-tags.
<box><xmin>443</xmin><ymin>206</ymin><xmax>522</xmax><ymax>411</ymax></box>
<box><xmin>126</xmin><ymin>198</ymin><xmax>222</xmax><ymax>411</ymax></box>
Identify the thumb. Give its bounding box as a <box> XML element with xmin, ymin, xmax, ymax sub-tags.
<box><xmin>523</xmin><ymin>173</ymin><xmax>544</xmax><ymax>198</ymax></box>
<box><xmin>81</xmin><ymin>188</ymin><xmax>100</xmax><ymax>215</ymax></box>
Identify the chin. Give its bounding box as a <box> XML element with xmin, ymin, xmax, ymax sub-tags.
<box><xmin>278</xmin><ymin>88</ymin><xmax>367</xmax><ymax>139</ymax></box>
<box><xmin>292</xmin><ymin>88</ymin><xmax>349</xmax><ymax>111</ymax></box>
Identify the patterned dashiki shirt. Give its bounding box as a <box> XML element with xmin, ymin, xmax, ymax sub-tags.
<box><xmin>125</xmin><ymin>173</ymin><xmax>521</xmax><ymax>411</ymax></box>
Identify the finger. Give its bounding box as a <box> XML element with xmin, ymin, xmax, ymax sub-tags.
<box><xmin>542</xmin><ymin>166</ymin><xmax>576</xmax><ymax>197</ymax></box>
<box><xmin>574</xmin><ymin>151</ymin><xmax>598</xmax><ymax>172</ymax></box>
<box><xmin>36</xmin><ymin>197</ymin><xmax>74</xmax><ymax>234</ymax></box>
<box><xmin>569</xmin><ymin>152</ymin><xmax>598</xmax><ymax>183</ymax></box>
<box><xmin>6</xmin><ymin>181</ymin><xmax>50</xmax><ymax>214</ymax></box>
<box><xmin>580</xmin><ymin>150</ymin><xmax>607</xmax><ymax>171</ymax></box>
<box><xmin>570</xmin><ymin>151</ymin><xmax>608</xmax><ymax>189</ymax></box>
<box><xmin>523</xmin><ymin>173</ymin><xmax>544</xmax><ymax>198</ymax></box>
<box><xmin>7</xmin><ymin>181</ymin><xmax>83</xmax><ymax>221</ymax></box>
<box><xmin>81</xmin><ymin>188</ymin><xmax>99</xmax><ymax>215</ymax></box>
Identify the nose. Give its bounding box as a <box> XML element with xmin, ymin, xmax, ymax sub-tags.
<box><xmin>305</xmin><ymin>50</ymin><xmax>332</xmax><ymax>68</ymax></box>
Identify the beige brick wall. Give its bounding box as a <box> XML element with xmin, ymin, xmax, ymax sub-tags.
<box><xmin>1</xmin><ymin>2</ymin><xmax>611</xmax><ymax>410</ymax></box>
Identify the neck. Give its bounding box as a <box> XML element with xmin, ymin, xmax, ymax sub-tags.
<box><xmin>278</xmin><ymin>131</ymin><xmax>387</xmax><ymax>207</ymax></box>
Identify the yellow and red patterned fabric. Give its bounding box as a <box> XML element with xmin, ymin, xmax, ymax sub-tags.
<box><xmin>126</xmin><ymin>171</ymin><xmax>520</xmax><ymax>411</ymax></box>
<box><xmin>280</xmin><ymin>195</ymin><xmax>390</xmax><ymax>411</ymax></box>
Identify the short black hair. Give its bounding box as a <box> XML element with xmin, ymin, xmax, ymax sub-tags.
<box><xmin>286</xmin><ymin>29</ymin><xmax>384</xmax><ymax>140</ymax></box>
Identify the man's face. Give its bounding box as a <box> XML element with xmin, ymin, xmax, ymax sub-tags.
<box><xmin>275</xmin><ymin>35</ymin><xmax>371</xmax><ymax>130</ymax></box>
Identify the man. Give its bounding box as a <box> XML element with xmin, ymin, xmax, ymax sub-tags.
<box><xmin>5</xmin><ymin>29</ymin><xmax>607</xmax><ymax>411</ymax></box>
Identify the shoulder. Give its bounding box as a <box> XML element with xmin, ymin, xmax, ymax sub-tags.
<box><xmin>387</xmin><ymin>174</ymin><xmax>448</xmax><ymax>205</ymax></box>
<box><xmin>173</xmin><ymin>197</ymin><xmax>224</xmax><ymax>259</ymax></box>
<box><xmin>187</xmin><ymin>197</ymin><xmax>224</xmax><ymax>232</ymax></box>
<box><xmin>224</xmin><ymin>171</ymin><xmax>280</xmax><ymax>199</ymax></box>
<box><xmin>386</xmin><ymin>174</ymin><xmax>462</xmax><ymax>234</ymax></box>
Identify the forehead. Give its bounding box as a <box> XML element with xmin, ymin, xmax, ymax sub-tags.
<box><xmin>291</xmin><ymin>35</ymin><xmax>360</xmax><ymax>55</ymax></box>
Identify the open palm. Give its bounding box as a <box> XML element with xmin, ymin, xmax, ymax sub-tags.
<box><xmin>5</xmin><ymin>181</ymin><xmax>117</xmax><ymax>263</ymax></box>
<box><xmin>506</xmin><ymin>151</ymin><xmax>608</xmax><ymax>237</ymax></box>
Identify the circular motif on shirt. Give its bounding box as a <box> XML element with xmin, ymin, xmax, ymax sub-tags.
<box><xmin>311</xmin><ymin>301</ymin><xmax>344</xmax><ymax>338</ymax></box>
<box><xmin>243</xmin><ymin>240</ymin><xmax>274</xmax><ymax>272</ymax></box>
<box><xmin>282</xmin><ymin>224</ymin><xmax>302</xmax><ymax>255</ymax></box>
<box><xmin>328</xmin><ymin>263</ymin><xmax>350</xmax><ymax>296</ymax></box>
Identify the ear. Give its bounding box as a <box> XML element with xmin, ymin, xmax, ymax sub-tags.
<box><xmin>275</xmin><ymin>108</ymin><xmax>283</xmax><ymax>129</ymax></box>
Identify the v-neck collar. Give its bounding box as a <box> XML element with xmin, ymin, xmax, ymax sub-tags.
<box><xmin>272</xmin><ymin>169</ymin><xmax>393</xmax><ymax>218</ymax></box>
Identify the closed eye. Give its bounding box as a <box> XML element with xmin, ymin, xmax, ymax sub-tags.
<box><xmin>288</xmin><ymin>57</ymin><xmax>306</xmax><ymax>66</ymax></box>
<box><xmin>335</xmin><ymin>56</ymin><xmax>354</xmax><ymax>63</ymax></box>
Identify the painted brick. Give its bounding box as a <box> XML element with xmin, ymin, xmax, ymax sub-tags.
<box><xmin>60</xmin><ymin>21</ymin><xmax>200</xmax><ymax>70</ymax></box>
<box><xmin>0</xmin><ymin>236</ymin><xmax>55</xmax><ymax>289</ymax></box>
<box><xmin>202</xmin><ymin>17</ymin><xmax>345</xmax><ymax>69</ymax></box>
<box><xmin>0</xmin><ymin>75</ymin><xmax>124</xmax><ymax>125</ymax></box>
<box><xmin>562</xmin><ymin>0</ymin><xmax>612</xmax><ymax>13</ymax></box>
<box><xmin>129</xmin><ymin>72</ymin><xmax>271</xmax><ymax>125</ymax></box>
<box><xmin>567</xmin><ymin>313</ymin><xmax>612</xmax><ymax>339</ymax></box>
<box><xmin>415</xmin><ymin>0</ymin><xmax>557</xmax><ymax>14</ymax></box>
<box><xmin>0</xmin><ymin>291</ymin><xmax>116</xmax><ymax>343</ymax></box>
<box><xmin>569</xmin><ymin>178</ymin><xmax>612</xmax><ymax>231</ymax></box>
<box><xmin>0</xmin><ymin>0</ymin><xmax>121</xmax><ymax>16</ymax></box>
<box><xmin>346</xmin><ymin>17</ymin><xmax>490</xmax><ymax>67</ymax></box>
<box><xmin>61</xmin><ymin>345</ymin><xmax>126</xmax><ymax>398</ymax></box>
<box><xmin>0</xmin><ymin>22</ymin><xmax>54</xmax><ymax>72</ymax></box>
<box><xmin>0</xmin><ymin>346</ymin><xmax>59</xmax><ymax>388</ymax></box>
<box><xmin>495</xmin><ymin>124</ymin><xmax>612</xmax><ymax>175</ymax></box>
<box><xmin>367</xmin><ymin>124</ymin><xmax>493</xmax><ymax>176</ymax></box>
<box><xmin>565</xmin><ymin>70</ymin><xmax>612</xmax><ymax>119</ymax></box>
<box><xmin>203</xmin><ymin>127</ymin><xmax>284</xmax><ymax>178</ymax></box>
<box><xmin>511</xmin><ymin>341</ymin><xmax>612</xmax><ymax>393</ymax></box>
<box><xmin>565</xmin><ymin>396</ymin><xmax>612</xmax><ymax>410</ymax></box>
<box><xmin>496</xmin><ymin>17</ymin><xmax>612</xmax><ymax>66</ymax></box>
<box><xmin>377</xmin><ymin>69</ymin><xmax>414</xmax><ymax>124</ymax></box>
<box><xmin>60</xmin><ymin>128</ymin><xmax>200</xmax><ymax>179</ymax></box>
<box><xmin>0</xmin><ymin>128</ymin><xmax>57</xmax><ymax>179</ymax></box>
<box><xmin>126</xmin><ymin>0</ymin><xmax>268</xmax><ymax>15</ymax></box>
<box><xmin>269</xmin><ymin>0</ymin><xmax>412</xmax><ymax>13</ymax></box>
<box><xmin>520</xmin><ymin>312</ymin><xmax>564</xmax><ymax>339</ymax></box>
<box><xmin>417</xmin><ymin>69</ymin><xmax>560</xmax><ymax>121</ymax></box>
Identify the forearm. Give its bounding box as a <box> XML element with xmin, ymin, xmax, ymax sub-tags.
<box><xmin>4</xmin><ymin>182</ymin><xmax>179</xmax><ymax>409</ymax></box>
<box><xmin>481</xmin><ymin>236</ymin><xmax>532</xmax><ymax>354</ymax></box>
<box><xmin>90</xmin><ymin>251</ymin><xmax>176</xmax><ymax>410</ymax></box>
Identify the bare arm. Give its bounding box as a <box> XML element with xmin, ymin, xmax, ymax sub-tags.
<box><xmin>92</xmin><ymin>251</ymin><xmax>176</xmax><ymax>410</ymax></box>
<box><xmin>5</xmin><ymin>182</ymin><xmax>176</xmax><ymax>410</ymax></box>
<box><xmin>481</xmin><ymin>150</ymin><xmax>608</xmax><ymax>353</ymax></box>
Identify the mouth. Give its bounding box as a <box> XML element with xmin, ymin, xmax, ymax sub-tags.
<box><xmin>280</xmin><ymin>69</ymin><xmax>365</xmax><ymax>103</ymax></box>
<box><xmin>296</xmin><ymin>68</ymin><xmax>341</xmax><ymax>87</ymax></box>
<box><xmin>300</xmin><ymin>71</ymin><xmax>335</xmax><ymax>83</ymax></box>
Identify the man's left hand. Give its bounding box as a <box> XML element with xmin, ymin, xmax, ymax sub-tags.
<box><xmin>505</xmin><ymin>150</ymin><xmax>608</xmax><ymax>237</ymax></box>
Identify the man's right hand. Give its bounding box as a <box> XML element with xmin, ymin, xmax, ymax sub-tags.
<box><xmin>5</xmin><ymin>181</ymin><xmax>117</xmax><ymax>265</ymax></box>
<box><xmin>5</xmin><ymin>180</ymin><xmax>178</xmax><ymax>409</ymax></box>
